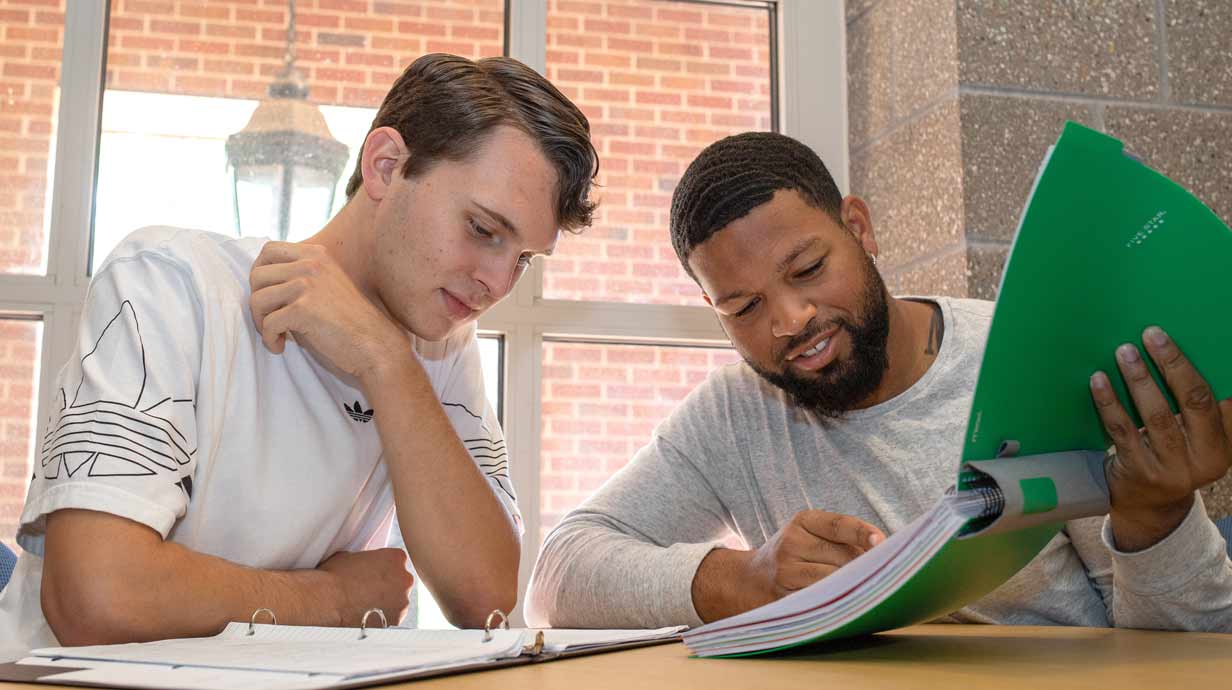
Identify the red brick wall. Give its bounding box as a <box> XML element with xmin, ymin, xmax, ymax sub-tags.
<box><xmin>0</xmin><ymin>320</ymin><xmax>39</xmax><ymax>551</ymax></box>
<box><xmin>0</xmin><ymin>0</ymin><xmax>762</xmax><ymax>549</ymax></box>
<box><xmin>541</xmin><ymin>0</ymin><xmax>772</xmax><ymax>306</ymax></box>
<box><xmin>540</xmin><ymin>342</ymin><xmax>740</xmax><ymax>542</ymax></box>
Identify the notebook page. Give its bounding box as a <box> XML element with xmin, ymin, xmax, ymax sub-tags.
<box><xmin>34</xmin><ymin>626</ymin><xmax>529</xmax><ymax>677</ymax></box>
<box><xmin>539</xmin><ymin>627</ymin><xmax>686</xmax><ymax>652</ymax></box>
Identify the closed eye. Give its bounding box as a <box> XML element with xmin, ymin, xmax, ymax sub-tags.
<box><xmin>796</xmin><ymin>259</ymin><xmax>823</xmax><ymax>279</ymax></box>
<box><xmin>469</xmin><ymin>219</ymin><xmax>496</xmax><ymax>241</ymax></box>
<box><xmin>734</xmin><ymin>297</ymin><xmax>760</xmax><ymax>318</ymax></box>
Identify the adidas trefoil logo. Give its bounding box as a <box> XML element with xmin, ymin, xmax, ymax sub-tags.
<box><xmin>344</xmin><ymin>400</ymin><xmax>374</xmax><ymax>423</ymax></box>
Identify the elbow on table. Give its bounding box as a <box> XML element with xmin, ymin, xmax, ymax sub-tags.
<box><xmin>42</xmin><ymin>567</ymin><xmax>145</xmax><ymax>647</ymax></box>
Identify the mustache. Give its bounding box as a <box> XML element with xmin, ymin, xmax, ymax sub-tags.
<box><xmin>775</xmin><ymin>317</ymin><xmax>843</xmax><ymax>363</ymax></box>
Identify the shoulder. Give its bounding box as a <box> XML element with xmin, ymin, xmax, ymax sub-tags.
<box><xmin>96</xmin><ymin>226</ymin><xmax>266</xmax><ymax>285</ymax></box>
<box><xmin>659</xmin><ymin>358</ymin><xmax>788</xmax><ymax>439</ymax></box>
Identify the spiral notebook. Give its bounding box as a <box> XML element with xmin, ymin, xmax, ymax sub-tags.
<box><xmin>5</xmin><ymin>609</ymin><xmax>685</xmax><ymax>690</ymax></box>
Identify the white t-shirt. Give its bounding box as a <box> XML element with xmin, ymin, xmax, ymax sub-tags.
<box><xmin>0</xmin><ymin>227</ymin><xmax>520</xmax><ymax>658</ymax></box>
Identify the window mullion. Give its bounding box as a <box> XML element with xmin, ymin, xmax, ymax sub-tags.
<box><xmin>48</xmin><ymin>0</ymin><xmax>108</xmax><ymax>289</ymax></box>
<box><xmin>778</xmin><ymin>0</ymin><xmax>849</xmax><ymax>192</ymax></box>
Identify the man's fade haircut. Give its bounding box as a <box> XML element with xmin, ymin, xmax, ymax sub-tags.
<box><xmin>669</xmin><ymin>131</ymin><xmax>844</xmax><ymax>280</ymax></box>
<box><xmin>344</xmin><ymin>53</ymin><xmax>598</xmax><ymax>232</ymax></box>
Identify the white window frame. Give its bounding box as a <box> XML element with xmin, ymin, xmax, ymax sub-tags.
<box><xmin>3</xmin><ymin>0</ymin><xmax>847</xmax><ymax>626</ymax></box>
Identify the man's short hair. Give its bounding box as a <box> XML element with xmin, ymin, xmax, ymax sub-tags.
<box><xmin>669</xmin><ymin>131</ymin><xmax>844</xmax><ymax>279</ymax></box>
<box><xmin>344</xmin><ymin>53</ymin><xmax>598</xmax><ymax>232</ymax></box>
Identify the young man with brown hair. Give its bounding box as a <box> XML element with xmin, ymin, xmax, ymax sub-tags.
<box><xmin>0</xmin><ymin>53</ymin><xmax>598</xmax><ymax>657</ymax></box>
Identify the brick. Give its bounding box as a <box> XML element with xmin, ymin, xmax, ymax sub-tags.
<box><xmin>203</xmin><ymin>59</ymin><xmax>255</xmax><ymax>76</ymax></box>
<box><xmin>685</xmin><ymin>60</ymin><xmax>730</xmax><ymax>75</ymax></box>
<box><xmin>121</xmin><ymin>34</ymin><xmax>177</xmax><ymax>51</ymax></box>
<box><xmin>345</xmin><ymin>52</ymin><xmax>394</xmax><ymax>68</ymax></box>
<box><xmin>235</xmin><ymin>8</ymin><xmax>285</xmax><ymax>24</ymax></box>
<box><xmin>658</xmin><ymin>41</ymin><xmax>704</xmax><ymax>58</ymax></box>
<box><xmin>684</xmin><ymin>27</ymin><xmax>731</xmax><ymax>43</ymax></box>
<box><xmin>2</xmin><ymin>63</ymin><xmax>55</xmax><ymax>80</ymax></box>
<box><xmin>557</xmin><ymin>68</ymin><xmax>605</xmax><ymax>84</ymax></box>
<box><xmin>584</xmin><ymin>52</ymin><xmax>631</xmax><ymax>69</ymax></box>
<box><xmin>606</xmin><ymin>4</ymin><xmax>652</xmax><ymax>21</ymax></box>
<box><xmin>687</xmin><ymin>94</ymin><xmax>732</xmax><ymax>109</ymax></box>
<box><xmin>656</xmin><ymin>8</ymin><xmax>703</xmax><ymax>24</ymax></box>
<box><xmin>556</xmin><ymin>1</ymin><xmax>603</xmax><ymax>16</ymax></box>
<box><xmin>451</xmin><ymin>24</ymin><xmax>499</xmax><ymax>41</ymax></box>
<box><xmin>124</xmin><ymin>0</ymin><xmax>175</xmax><ymax>14</ymax></box>
<box><xmin>319</xmin><ymin>31</ymin><xmax>366</xmax><ymax>47</ymax></box>
<box><xmin>5</xmin><ymin>25</ymin><xmax>58</xmax><ymax>43</ymax></box>
<box><xmin>582</xmin><ymin>87</ymin><xmax>629</xmax><ymax>103</ymax></box>
<box><xmin>709</xmin><ymin>45</ymin><xmax>754</xmax><ymax>61</ymax></box>
<box><xmin>145</xmin><ymin>55</ymin><xmax>201</xmax><ymax>71</ymax></box>
<box><xmin>317</xmin><ymin>0</ymin><xmax>369</xmax><ymax>11</ymax></box>
<box><xmin>373</xmin><ymin>2</ymin><xmax>422</xmax><ymax>16</ymax></box>
<box><xmin>297</xmin><ymin>12</ymin><xmax>341</xmax><ymax>29</ymax></box>
<box><xmin>633</xmin><ymin>22</ymin><xmax>681</xmax><ymax>39</ymax></box>
<box><xmin>546</xmin><ymin>49</ymin><xmax>579</xmax><ymax>65</ymax></box>
<box><xmin>205</xmin><ymin>23</ymin><xmax>257</xmax><ymax>39</ymax></box>
<box><xmin>610</xmin><ymin>71</ymin><xmax>653</xmax><ymax>87</ymax></box>
<box><xmin>425</xmin><ymin>40</ymin><xmax>479</xmax><ymax>55</ymax></box>
<box><xmin>635</xmin><ymin>56</ymin><xmax>680</xmax><ymax>72</ymax></box>
<box><xmin>177</xmin><ymin>39</ymin><xmax>231</xmax><ymax>55</ymax></box>
<box><xmin>149</xmin><ymin>19</ymin><xmax>201</xmax><ymax>35</ymax></box>
<box><xmin>177</xmin><ymin>3</ymin><xmax>231</xmax><ymax>20</ymax></box>
<box><xmin>372</xmin><ymin>35</ymin><xmax>422</xmax><ymax>52</ymax></box>
<box><xmin>343</xmin><ymin>16</ymin><xmax>395</xmax><ymax>33</ymax></box>
<box><xmin>425</xmin><ymin>6</ymin><xmax>475</xmax><ymax>22</ymax></box>
<box><xmin>634</xmin><ymin>91</ymin><xmax>680</xmax><ymax>106</ymax></box>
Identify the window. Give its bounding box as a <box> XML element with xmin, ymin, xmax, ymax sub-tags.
<box><xmin>2</xmin><ymin>0</ymin><xmax>847</xmax><ymax>628</ymax></box>
<box><xmin>542</xmin><ymin>0</ymin><xmax>774</xmax><ymax>305</ymax></box>
<box><xmin>540</xmin><ymin>341</ymin><xmax>739</xmax><ymax>542</ymax></box>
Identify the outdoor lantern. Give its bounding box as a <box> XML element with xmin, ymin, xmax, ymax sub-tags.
<box><xmin>225</xmin><ymin>0</ymin><xmax>348</xmax><ymax>242</ymax></box>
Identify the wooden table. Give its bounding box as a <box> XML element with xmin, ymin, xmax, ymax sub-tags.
<box><xmin>5</xmin><ymin>624</ymin><xmax>1231</xmax><ymax>689</ymax></box>
<box><xmin>410</xmin><ymin>623</ymin><xmax>1232</xmax><ymax>690</ymax></box>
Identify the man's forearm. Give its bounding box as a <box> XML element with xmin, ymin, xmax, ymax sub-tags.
<box><xmin>361</xmin><ymin>357</ymin><xmax>520</xmax><ymax>627</ymax></box>
<box><xmin>691</xmin><ymin>548</ymin><xmax>769</xmax><ymax>623</ymax></box>
<box><xmin>42</xmin><ymin>510</ymin><xmax>346</xmax><ymax>646</ymax></box>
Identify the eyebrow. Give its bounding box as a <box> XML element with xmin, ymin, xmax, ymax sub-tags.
<box><xmin>474</xmin><ymin>202</ymin><xmax>554</xmax><ymax>256</ymax></box>
<box><xmin>714</xmin><ymin>237</ymin><xmax>820</xmax><ymax>306</ymax></box>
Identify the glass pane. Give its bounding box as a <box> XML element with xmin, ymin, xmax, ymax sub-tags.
<box><xmin>92</xmin><ymin>0</ymin><xmax>505</xmax><ymax>272</ymax></box>
<box><xmin>0</xmin><ymin>1</ymin><xmax>64</xmax><ymax>275</ymax></box>
<box><xmin>542</xmin><ymin>0</ymin><xmax>773</xmax><ymax>305</ymax></box>
<box><xmin>0</xmin><ymin>318</ymin><xmax>42</xmax><ymax>552</ymax></box>
<box><xmin>540</xmin><ymin>341</ymin><xmax>740</xmax><ymax>542</ymax></box>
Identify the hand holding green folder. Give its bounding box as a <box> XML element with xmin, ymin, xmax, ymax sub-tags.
<box><xmin>683</xmin><ymin>122</ymin><xmax>1232</xmax><ymax>657</ymax></box>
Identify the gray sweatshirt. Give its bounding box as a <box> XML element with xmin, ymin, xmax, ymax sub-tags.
<box><xmin>526</xmin><ymin>297</ymin><xmax>1232</xmax><ymax>631</ymax></box>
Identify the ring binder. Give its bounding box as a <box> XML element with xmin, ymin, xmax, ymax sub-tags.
<box><xmin>358</xmin><ymin>608</ymin><xmax>387</xmax><ymax>640</ymax></box>
<box><xmin>247</xmin><ymin>608</ymin><xmax>276</xmax><ymax>636</ymax></box>
<box><xmin>482</xmin><ymin>609</ymin><xmax>509</xmax><ymax>642</ymax></box>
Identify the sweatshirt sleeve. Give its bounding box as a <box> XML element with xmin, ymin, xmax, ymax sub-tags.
<box><xmin>525</xmin><ymin>429</ymin><xmax>734</xmax><ymax>629</ymax></box>
<box><xmin>1101</xmin><ymin>492</ymin><xmax>1232</xmax><ymax>630</ymax></box>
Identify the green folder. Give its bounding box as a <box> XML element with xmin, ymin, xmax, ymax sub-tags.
<box><xmin>684</xmin><ymin>122</ymin><xmax>1232</xmax><ymax>655</ymax></box>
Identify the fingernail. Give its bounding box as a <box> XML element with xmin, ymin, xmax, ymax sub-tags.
<box><xmin>869</xmin><ymin>534</ymin><xmax>883</xmax><ymax>547</ymax></box>
<box><xmin>1117</xmin><ymin>344</ymin><xmax>1140</xmax><ymax>363</ymax></box>
<box><xmin>1090</xmin><ymin>371</ymin><xmax>1110</xmax><ymax>390</ymax></box>
<box><xmin>1144</xmin><ymin>326</ymin><xmax>1169</xmax><ymax>348</ymax></box>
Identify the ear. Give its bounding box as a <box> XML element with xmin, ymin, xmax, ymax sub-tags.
<box><xmin>839</xmin><ymin>195</ymin><xmax>878</xmax><ymax>258</ymax></box>
<box><xmin>360</xmin><ymin>126</ymin><xmax>408</xmax><ymax>202</ymax></box>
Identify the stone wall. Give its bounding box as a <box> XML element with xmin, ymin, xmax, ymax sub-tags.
<box><xmin>846</xmin><ymin>0</ymin><xmax>1232</xmax><ymax>517</ymax></box>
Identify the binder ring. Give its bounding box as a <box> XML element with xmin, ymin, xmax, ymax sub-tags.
<box><xmin>247</xmin><ymin>608</ymin><xmax>277</xmax><ymax>636</ymax></box>
<box><xmin>358</xmin><ymin>608</ymin><xmax>388</xmax><ymax>640</ymax></box>
<box><xmin>482</xmin><ymin>609</ymin><xmax>509</xmax><ymax>642</ymax></box>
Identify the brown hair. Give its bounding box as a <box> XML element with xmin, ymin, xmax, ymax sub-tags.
<box><xmin>344</xmin><ymin>53</ymin><xmax>598</xmax><ymax>232</ymax></box>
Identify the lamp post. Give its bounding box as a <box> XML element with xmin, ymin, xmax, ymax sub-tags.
<box><xmin>225</xmin><ymin>0</ymin><xmax>349</xmax><ymax>241</ymax></box>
